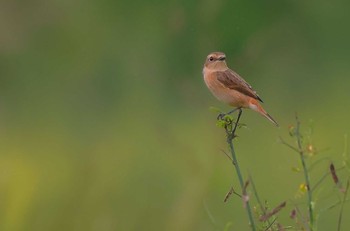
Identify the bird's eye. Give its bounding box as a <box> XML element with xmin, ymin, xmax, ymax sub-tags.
<box><xmin>209</xmin><ymin>57</ymin><xmax>214</xmax><ymax>61</ymax></box>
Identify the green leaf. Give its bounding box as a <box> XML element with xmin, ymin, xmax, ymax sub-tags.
<box><xmin>216</xmin><ymin>120</ymin><xmax>227</xmax><ymax>128</ymax></box>
<box><xmin>223</xmin><ymin>114</ymin><xmax>234</xmax><ymax>121</ymax></box>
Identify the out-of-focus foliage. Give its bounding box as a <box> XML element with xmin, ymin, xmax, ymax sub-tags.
<box><xmin>0</xmin><ymin>0</ymin><xmax>349</xmax><ymax>230</ymax></box>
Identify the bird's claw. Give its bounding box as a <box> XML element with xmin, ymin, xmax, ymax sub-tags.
<box><xmin>217</xmin><ymin>113</ymin><xmax>226</xmax><ymax>120</ymax></box>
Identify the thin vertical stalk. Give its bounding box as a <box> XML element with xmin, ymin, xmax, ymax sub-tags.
<box><xmin>223</xmin><ymin>110</ymin><xmax>256</xmax><ymax>231</ymax></box>
<box><xmin>295</xmin><ymin>114</ymin><xmax>314</xmax><ymax>230</ymax></box>
<box><xmin>337</xmin><ymin>179</ymin><xmax>350</xmax><ymax>231</ymax></box>
<box><xmin>227</xmin><ymin>138</ymin><xmax>256</xmax><ymax>230</ymax></box>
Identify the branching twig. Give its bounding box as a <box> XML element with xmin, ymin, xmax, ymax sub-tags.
<box><xmin>224</xmin><ymin>186</ymin><xmax>241</xmax><ymax>203</ymax></box>
<box><xmin>279</xmin><ymin>136</ymin><xmax>300</xmax><ymax>153</ymax></box>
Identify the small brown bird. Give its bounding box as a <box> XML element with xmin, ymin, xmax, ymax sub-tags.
<box><xmin>203</xmin><ymin>52</ymin><xmax>278</xmax><ymax>126</ymax></box>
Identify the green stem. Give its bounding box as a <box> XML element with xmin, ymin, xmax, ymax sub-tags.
<box><xmin>224</xmin><ymin>114</ymin><xmax>256</xmax><ymax>231</ymax></box>
<box><xmin>295</xmin><ymin>114</ymin><xmax>314</xmax><ymax>230</ymax></box>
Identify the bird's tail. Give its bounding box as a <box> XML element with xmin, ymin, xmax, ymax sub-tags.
<box><xmin>248</xmin><ymin>98</ymin><xmax>279</xmax><ymax>127</ymax></box>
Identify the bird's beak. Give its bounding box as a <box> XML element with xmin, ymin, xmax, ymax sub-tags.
<box><xmin>219</xmin><ymin>57</ymin><xmax>226</xmax><ymax>61</ymax></box>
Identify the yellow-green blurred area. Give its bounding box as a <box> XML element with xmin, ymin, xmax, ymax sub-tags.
<box><xmin>1</xmin><ymin>0</ymin><xmax>350</xmax><ymax>230</ymax></box>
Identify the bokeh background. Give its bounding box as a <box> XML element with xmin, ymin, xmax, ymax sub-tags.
<box><xmin>1</xmin><ymin>0</ymin><xmax>350</xmax><ymax>230</ymax></box>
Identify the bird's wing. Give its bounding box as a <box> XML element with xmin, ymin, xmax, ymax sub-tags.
<box><xmin>216</xmin><ymin>69</ymin><xmax>263</xmax><ymax>102</ymax></box>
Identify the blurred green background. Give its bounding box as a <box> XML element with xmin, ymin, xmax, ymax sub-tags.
<box><xmin>1</xmin><ymin>0</ymin><xmax>350</xmax><ymax>230</ymax></box>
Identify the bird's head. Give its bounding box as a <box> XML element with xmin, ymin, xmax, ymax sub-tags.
<box><xmin>204</xmin><ymin>52</ymin><xmax>228</xmax><ymax>71</ymax></box>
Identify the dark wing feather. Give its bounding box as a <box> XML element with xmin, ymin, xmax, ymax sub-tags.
<box><xmin>216</xmin><ymin>69</ymin><xmax>263</xmax><ymax>102</ymax></box>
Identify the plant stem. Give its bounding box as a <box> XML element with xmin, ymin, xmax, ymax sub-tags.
<box><xmin>227</xmin><ymin>138</ymin><xmax>256</xmax><ymax>230</ymax></box>
<box><xmin>224</xmin><ymin>110</ymin><xmax>256</xmax><ymax>231</ymax></box>
<box><xmin>295</xmin><ymin>114</ymin><xmax>314</xmax><ymax>230</ymax></box>
<box><xmin>337</xmin><ymin>179</ymin><xmax>350</xmax><ymax>231</ymax></box>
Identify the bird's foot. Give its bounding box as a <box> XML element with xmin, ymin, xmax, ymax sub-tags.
<box><xmin>217</xmin><ymin>113</ymin><xmax>226</xmax><ymax>120</ymax></box>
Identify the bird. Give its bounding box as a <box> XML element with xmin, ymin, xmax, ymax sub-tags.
<box><xmin>203</xmin><ymin>51</ymin><xmax>278</xmax><ymax>126</ymax></box>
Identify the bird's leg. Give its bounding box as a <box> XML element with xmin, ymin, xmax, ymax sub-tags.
<box><xmin>231</xmin><ymin>108</ymin><xmax>242</xmax><ymax>136</ymax></box>
<box><xmin>227</xmin><ymin>108</ymin><xmax>240</xmax><ymax>115</ymax></box>
<box><xmin>217</xmin><ymin>108</ymin><xmax>240</xmax><ymax>120</ymax></box>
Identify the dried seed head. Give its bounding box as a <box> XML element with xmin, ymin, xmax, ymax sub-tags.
<box><xmin>330</xmin><ymin>163</ymin><xmax>339</xmax><ymax>185</ymax></box>
<box><xmin>290</xmin><ymin>209</ymin><xmax>297</xmax><ymax>219</ymax></box>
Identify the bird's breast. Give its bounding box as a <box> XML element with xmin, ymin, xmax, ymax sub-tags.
<box><xmin>203</xmin><ymin>69</ymin><xmax>249</xmax><ymax>108</ymax></box>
